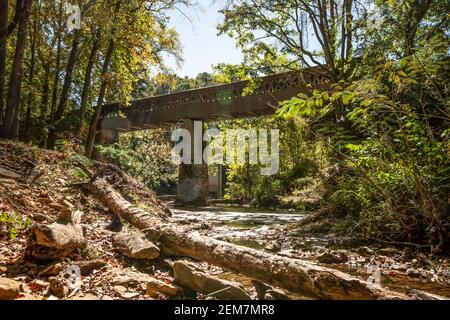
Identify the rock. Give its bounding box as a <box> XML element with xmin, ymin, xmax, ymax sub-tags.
<box><xmin>48</xmin><ymin>277</ymin><xmax>68</xmax><ymax>299</ymax></box>
<box><xmin>111</xmin><ymin>270</ymin><xmax>154</xmax><ymax>288</ymax></box>
<box><xmin>357</xmin><ymin>246</ymin><xmax>374</xmax><ymax>256</ymax></box>
<box><xmin>73</xmin><ymin>259</ymin><xmax>107</xmax><ymax>276</ymax></box>
<box><xmin>34</xmin><ymin>280</ymin><xmax>50</xmax><ymax>289</ymax></box>
<box><xmin>173</xmin><ymin>261</ymin><xmax>251</xmax><ymax>300</ymax></box>
<box><xmin>106</xmin><ymin>215</ymin><xmax>122</xmax><ymax>232</ymax></box>
<box><xmin>317</xmin><ymin>251</ymin><xmax>348</xmax><ymax>264</ymax></box>
<box><xmin>113</xmin><ymin>232</ymin><xmax>160</xmax><ymax>260</ymax></box>
<box><xmin>409</xmin><ymin>289</ymin><xmax>447</xmax><ymax>300</ymax></box>
<box><xmin>0</xmin><ymin>278</ymin><xmax>21</xmax><ymax>300</ymax></box>
<box><xmin>377</xmin><ymin>247</ymin><xmax>399</xmax><ymax>257</ymax></box>
<box><xmin>120</xmin><ymin>292</ymin><xmax>140</xmax><ymax>300</ymax></box>
<box><xmin>406</xmin><ymin>268</ymin><xmax>421</xmax><ymax>278</ymax></box>
<box><xmin>252</xmin><ymin>280</ymin><xmax>291</xmax><ymax>300</ymax></box>
<box><xmin>146</xmin><ymin>277</ymin><xmax>181</xmax><ymax>298</ymax></box>
<box><xmin>113</xmin><ymin>285</ymin><xmax>127</xmax><ymax>293</ymax></box>
<box><xmin>252</xmin><ymin>279</ymin><xmax>270</xmax><ymax>300</ymax></box>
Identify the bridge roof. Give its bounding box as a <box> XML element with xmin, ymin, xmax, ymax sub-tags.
<box><xmin>99</xmin><ymin>66</ymin><xmax>329</xmax><ymax>131</ymax></box>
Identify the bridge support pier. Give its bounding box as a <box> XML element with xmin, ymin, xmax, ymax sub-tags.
<box><xmin>98</xmin><ymin>128</ymin><xmax>119</xmax><ymax>146</ymax></box>
<box><xmin>95</xmin><ymin>128</ymin><xmax>119</xmax><ymax>161</ymax></box>
<box><xmin>177</xmin><ymin>163</ymin><xmax>209</xmax><ymax>205</ymax></box>
<box><xmin>176</xmin><ymin>119</ymin><xmax>209</xmax><ymax>206</ymax></box>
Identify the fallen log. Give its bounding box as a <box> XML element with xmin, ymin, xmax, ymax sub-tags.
<box><xmin>27</xmin><ymin>223</ymin><xmax>86</xmax><ymax>260</ymax></box>
<box><xmin>85</xmin><ymin>178</ymin><xmax>408</xmax><ymax>300</ymax></box>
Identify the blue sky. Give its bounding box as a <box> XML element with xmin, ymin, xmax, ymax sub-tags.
<box><xmin>165</xmin><ymin>0</ymin><xmax>243</xmax><ymax>77</ymax></box>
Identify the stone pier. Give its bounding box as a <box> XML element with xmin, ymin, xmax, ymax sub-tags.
<box><xmin>176</xmin><ymin>119</ymin><xmax>209</xmax><ymax>205</ymax></box>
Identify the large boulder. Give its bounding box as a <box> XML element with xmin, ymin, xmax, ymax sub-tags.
<box><xmin>113</xmin><ymin>232</ymin><xmax>160</xmax><ymax>260</ymax></box>
<box><xmin>173</xmin><ymin>261</ymin><xmax>251</xmax><ymax>300</ymax></box>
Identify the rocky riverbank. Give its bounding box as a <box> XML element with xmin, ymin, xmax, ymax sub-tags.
<box><xmin>0</xmin><ymin>141</ymin><xmax>449</xmax><ymax>300</ymax></box>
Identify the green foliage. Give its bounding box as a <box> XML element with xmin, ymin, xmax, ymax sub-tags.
<box><xmin>222</xmin><ymin>116</ymin><xmax>328</xmax><ymax>208</ymax></box>
<box><xmin>95</xmin><ymin>129</ymin><xmax>177</xmax><ymax>191</ymax></box>
<box><xmin>0</xmin><ymin>211</ymin><xmax>32</xmax><ymax>240</ymax></box>
<box><xmin>271</xmin><ymin>3</ymin><xmax>449</xmax><ymax>250</ymax></box>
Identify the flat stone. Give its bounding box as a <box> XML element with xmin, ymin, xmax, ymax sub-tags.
<box><xmin>111</xmin><ymin>270</ymin><xmax>153</xmax><ymax>287</ymax></box>
<box><xmin>146</xmin><ymin>277</ymin><xmax>180</xmax><ymax>298</ymax></box>
<box><xmin>73</xmin><ymin>259</ymin><xmax>107</xmax><ymax>276</ymax></box>
<box><xmin>173</xmin><ymin>261</ymin><xmax>251</xmax><ymax>300</ymax></box>
<box><xmin>120</xmin><ymin>292</ymin><xmax>140</xmax><ymax>300</ymax></box>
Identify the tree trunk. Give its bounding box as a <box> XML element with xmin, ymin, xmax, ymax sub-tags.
<box><xmin>40</xmin><ymin>61</ymin><xmax>50</xmax><ymax>119</ymax></box>
<box><xmin>0</xmin><ymin>0</ymin><xmax>32</xmax><ymax>138</ymax></box>
<box><xmin>77</xmin><ymin>31</ymin><xmax>100</xmax><ymax>139</ymax></box>
<box><xmin>49</xmin><ymin>1</ymin><xmax>63</xmax><ymax>122</ymax></box>
<box><xmin>47</xmin><ymin>29</ymin><xmax>82</xmax><ymax>149</ymax></box>
<box><xmin>23</xmin><ymin>20</ymin><xmax>36</xmax><ymax>142</ymax></box>
<box><xmin>85</xmin><ymin>38</ymin><xmax>115</xmax><ymax>159</ymax></box>
<box><xmin>84</xmin><ymin>177</ymin><xmax>409</xmax><ymax>300</ymax></box>
<box><xmin>0</xmin><ymin>0</ymin><xmax>8</xmax><ymax>124</ymax></box>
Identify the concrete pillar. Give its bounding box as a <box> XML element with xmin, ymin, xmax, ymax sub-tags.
<box><xmin>176</xmin><ymin>119</ymin><xmax>209</xmax><ymax>205</ymax></box>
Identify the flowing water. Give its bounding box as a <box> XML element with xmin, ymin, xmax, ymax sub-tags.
<box><xmin>169</xmin><ymin>205</ymin><xmax>450</xmax><ymax>299</ymax></box>
<box><xmin>171</xmin><ymin>206</ymin><xmax>307</xmax><ymax>249</ymax></box>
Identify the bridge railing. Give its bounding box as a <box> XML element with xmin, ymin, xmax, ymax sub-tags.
<box><xmin>99</xmin><ymin>66</ymin><xmax>328</xmax><ymax>119</ymax></box>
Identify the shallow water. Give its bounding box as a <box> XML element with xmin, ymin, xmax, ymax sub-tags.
<box><xmin>170</xmin><ymin>205</ymin><xmax>450</xmax><ymax>299</ymax></box>
<box><xmin>171</xmin><ymin>206</ymin><xmax>306</xmax><ymax>228</ymax></box>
